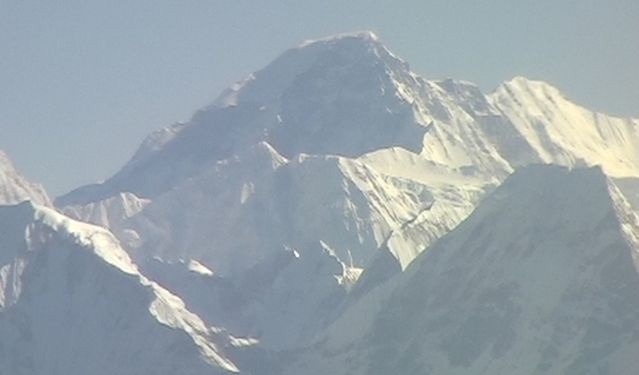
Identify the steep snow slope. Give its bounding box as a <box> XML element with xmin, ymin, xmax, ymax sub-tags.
<box><xmin>489</xmin><ymin>77</ymin><xmax>639</xmax><ymax>176</ymax></box>
<box><xmin>0</xmin><ymin>151</ymin><xmax>50</xmax><ymax>206</ymax></box>
<box><xmin>287</xmin><ymin>165</ymin><xmax>639</xmax><ymax>375</ymax></box>
<box><xmin>0</xmin><ymin>202</ymin><xmax>239</xmax><ymax>375</ymax></box>
<box><xmin>127</xmin><ymin>141</ymin><xmax>433</xmax><ymax>276</ymax></box>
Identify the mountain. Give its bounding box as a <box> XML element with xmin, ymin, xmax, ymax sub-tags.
<box><xmin>56</xmin><ymin>31</ymin><xmax>428</xmax><ymax>204</ymax></box>
<box><xmin>56</xmin><ymin>32</ymin><xmax>639</xmax><ymax>268</ymax></box>
<box><xmin>50</xmin><ymin>31</ymin><xmax>639</xmax><ymax>366</ymax></box>
<box><xmin>0</xmin><ymin>151</ymin><xmax>50</xmax><ymax>206</ymax></box>
<box><xmin>285</xmin><ymin>165</ymin><xmax>639</xmax><ymax>375</ymax></box>
<box><xmin>488</xmin><ymin>77</ymin><xmax>639</xmax><ymax>176</ymax></box>
<box><xmin>56</xmin><ymin>31</ymin><xmax>512</xmax><ymax>271</ymax></box>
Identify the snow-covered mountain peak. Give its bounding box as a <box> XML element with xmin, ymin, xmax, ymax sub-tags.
<box><xmin>0</xmin><ymin>150</ymin><xmax>51</xmax><ymax>207</ymax></box>
<box><xmin>214</xmin><ymin>30</ymin><xmax>401</xmax><ymax>109</ymax></box>
<box><xmin>491</xmin><ymin>76</ymin><xmax>584</xmax><ymax>117</ymax></box>
<box><xmin>292</xmin><ymin>30</ymin><xmax>411</xmax><ymax>74</ymax></box>
<box><xmin>297</xmin><ymin>30</ymin><xmax>381</xmax><ymax>47</ymax></box>
<box><xmin>56</xmin><ymin>33</ymin><xmax>435</xmax><ymax>207</ymax></box>
<box><xmin>497</xmin><ymin>76</ymin><xmax>564</xmax><ymax>98</ymax></box>
<box><xmin>489</xmin><ymin>77</ymin><xmax>639</xmax><ymax>178</ymax></box>
<box><xmin>287</xmin><ymin>30</ymin><xmax>395</xmax><ymax>68</ymax></box>
<box><xmin>212</xmin><ymin>31</ymin><xmax>426</xmax><ymax>157</ymax></box>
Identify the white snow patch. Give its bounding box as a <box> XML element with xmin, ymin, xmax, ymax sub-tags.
<box><xmin>187</xmin><ymin>259</ymin><xmax>215</xmax><ymax>277</ymax></box>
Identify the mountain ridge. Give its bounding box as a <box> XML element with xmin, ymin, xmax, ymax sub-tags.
<box><xmin>56</xmin><ymin>31</ymin><xmax>639</xmax><ymax>209</ymax></box>
<box><xmin>0</xmin><ymin>200</ymin><xmax>241</xmax><ymax>375</ymax></box>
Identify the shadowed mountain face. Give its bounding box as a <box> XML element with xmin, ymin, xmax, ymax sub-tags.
<box><xmin>285</xmin><ymin>165</ymin><xmax>639</xmax><ymax>375</ymax></box>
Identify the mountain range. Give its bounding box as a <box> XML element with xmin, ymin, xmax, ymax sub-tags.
<box><xmin>1</xmin><ymin>31</ymin><xmax>638</xmax><ymax>374</ymax></box>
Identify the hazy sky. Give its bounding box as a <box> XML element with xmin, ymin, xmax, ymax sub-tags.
<box><xmin>2</xmin><ymin>1</ymin><xmax>638</xmax><ymax>196</ymax></box>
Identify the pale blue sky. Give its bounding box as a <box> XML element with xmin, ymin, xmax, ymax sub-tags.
<box><xmin>1</xmin><ymin>0</ymin><xmax>638</xmax><ymax>196</ymax></box>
